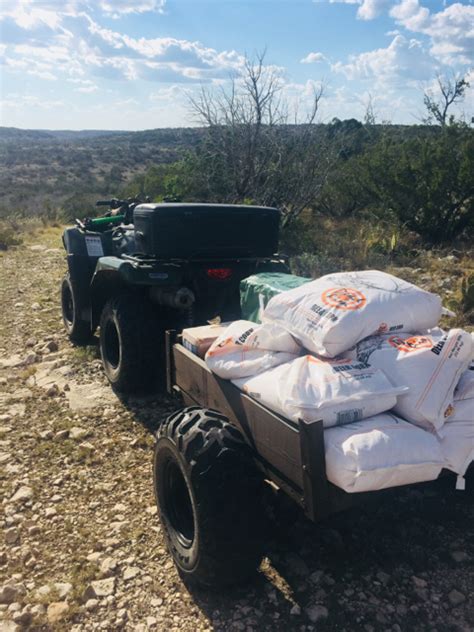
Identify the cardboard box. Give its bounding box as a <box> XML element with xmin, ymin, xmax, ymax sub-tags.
<box><xmin>182</xmin><ymin>322</ymin><xmax>231</xmax><ymax>358</ymax></box>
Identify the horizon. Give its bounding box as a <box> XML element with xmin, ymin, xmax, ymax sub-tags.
<box><xmin>0</xmin><ymin>0</ymin><xmax>473</xmax><ymax>131</ymax></box>
<box><xmin>0</xmin><ymin>119</ymin><xmax>447</xmax><ymax>134</ymax></box>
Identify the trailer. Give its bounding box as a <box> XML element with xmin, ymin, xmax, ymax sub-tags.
<box><xmin>153</xmin><ymin>332</ymin><xmax>441</xmax><ymax>588</ymax></box>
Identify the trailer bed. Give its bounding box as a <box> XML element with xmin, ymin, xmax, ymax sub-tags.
<box><xmin>167</xmin><ymin>334</ymin><xmax>406</xmax><ymax>521</ymax></box>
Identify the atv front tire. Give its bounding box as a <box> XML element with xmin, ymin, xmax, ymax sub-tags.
<box><xmin>99</xmin><ymin>294</ymin><xmax>163</xmax><ymax>394</ymax></box>
<box><xmin>153</xmin><ymin>407</ymin><xmax>267</xmax><ymax>588</ymax></box>
<box><xmin>61</xmin><ymin>274</ymin><xmax>91</xmax><ymax>345</ymax></box>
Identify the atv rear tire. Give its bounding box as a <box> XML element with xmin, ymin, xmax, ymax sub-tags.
<box><xmin>153</xmin><ymin>407</ymin><xmax>267</xmax><ymax>588</ymax></box>
<box><xmin>61</xmin><ymin>274</ymin><xmax>91</xmax><ymax>345</ymax></box>
<box><xmin>99</xmin><ymin>294</ymin><xmax>163</xmax><ymax>394</ymax></box>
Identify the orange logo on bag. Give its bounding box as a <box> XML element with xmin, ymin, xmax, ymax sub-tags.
<box><xmin>207</xmin><ymin>336</ymin><xmax>233</xmax><ymax>357</ymax></box>
<box><xmin>388</xmin><ymin>335</ymin><xmax>432</xmax><ymax>353</ymax></box>
<box><xmin>217</xmin><ymin>336</ymin><xmax>233</xmax><ymax>348</ymax></box>
<box><xmin>321</xmin><ymin>287</ymin><xmax>366</xmax><ymax>311</ymax></box>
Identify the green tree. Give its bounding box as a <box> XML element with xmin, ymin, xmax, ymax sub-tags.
<box><xmin>351</xmin><ymin>126</ymin><xmax>474</xmax><ymax>243</ymax></box>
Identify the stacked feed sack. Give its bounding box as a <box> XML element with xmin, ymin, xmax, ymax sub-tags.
<box><xmin>205</xmin><ymin>320</ymin><xmax>301</xmax><ymax>379</ymax></box>
<box><xmin>205</xmin><ymin>270</ymin><xmax>473</xmax><ymax>492</ymax></box>
<box><xmin>232</xmin><ymin>355</ymin><xmax>408</xmax><ymax>428</ymax></box>
<box><xmin>324</xmin><ymin>413</ymin><xmax>445</xmax><ymax>493</ymax></box>
<box><xmin>438</xmin><ymin>363</ymin><xmax>474</xmax><ymax>490</ymax></box>
<box><xmin>261</xmin><ymin>270</ymin><xmax>444</xmax><ymax>357</ymax></box>
<box><xmin>345</xmin><ymin>328</ymin><xmax>472</xmax><ymax>433</ymax></box>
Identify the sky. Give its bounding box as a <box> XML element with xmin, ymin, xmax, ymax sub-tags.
<box><xmin>0</xmin><ymin>0</ymin><xmax>473</xmax><ymax>130</ymax></box>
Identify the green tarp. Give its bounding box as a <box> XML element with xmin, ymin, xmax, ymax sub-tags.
<box><xmin>240</xmin><ymin>272</ymin><xmax>312</xmax><ymax>324</ymax></box>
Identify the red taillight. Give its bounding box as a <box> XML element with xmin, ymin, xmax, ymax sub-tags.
<box><xmin>206</xmin><ymin>268</ymin><xmax>233</xmax><ymax>280</ymax></box>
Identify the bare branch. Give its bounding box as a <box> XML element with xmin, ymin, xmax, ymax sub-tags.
<box><xmin>423</xmin><ymin>72</ymin><xmax>470</xmax><ymax>126</ymax></box>
<box><xmin>187</xmin><ymin>51</ymin><xmax>332</xmax><ymax>221</ymax></box>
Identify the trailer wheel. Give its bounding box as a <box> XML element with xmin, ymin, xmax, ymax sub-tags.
<box><xmin>99</xmin><ymin>294</ymin><xmax>163</xmax><ymax>394</ymax></box>
<box><xmin>61</xmin><ymin>274</ymin><xmax>91</xmax><ymax>345</ymax></box>
<box><xmin>153</xmin><ymin>407</ymin><xmax>267</xmax><ymax>588</ymax></box>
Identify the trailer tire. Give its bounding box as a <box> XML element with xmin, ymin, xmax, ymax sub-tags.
<box><xmin>153</xmin><ymin>407</ymin><xmax>266</xmax><ymax>588</ymax></box>
<box><xmin>99</xmin><ymin>294</ymin><xmax>163</xmax><ymax>394</ymax></box>
<box><xmin>61</xmin><ymin>274</ymin><xmax>91</xmax><ymax>345</ymax></box>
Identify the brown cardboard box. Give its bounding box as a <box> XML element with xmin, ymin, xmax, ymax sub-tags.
<box><xmin>182</xmin><ymin>322</ymin><xmax>231</xmax><ymax>358</ymax></box>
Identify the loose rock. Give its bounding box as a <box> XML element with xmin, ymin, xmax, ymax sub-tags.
<box><xmin>0</xmin><ymin>584</ymin><xmax>26</xmax><ymax>605</ymax></box>
<box><xmin>0</xmin><ymin>621</ymin><xmax>20</xmax><ymax>632</ymax></box>
<box><xmin>448</xmin><ymin>590</ymin><xmax>466</xmax><ymax>606</ymax></box>
<box><xmin>69</xmin><ymin>426</ymin><xmax>91</xmax><ymax>441</ymax></box>
<box><xmin>123</xmin><ymin>566</ymin><xmax>140</xmax><ymax>581</ymax></box>
<box><xmin>85</xmin><ymin>578</ymin><xmax>116</xmax><ymax>599</ymax></box>
<box><xmin>55</xmin><ymin>582</ymin><xmax>73</xmax><ymax>599</ymax></box>
<box><xmin>412</xmin><ymin>576</ymin><xmax>427</xmax><ymax>589</ymax></box>
<box><xmin>450</xmin><ymin>551</ymin><xmax>468</xmax><ymax>563</ymax></box>
<box><xmin>47</xmin><ymin>601</ymin><xmax>69</xmax><ymax>623</ymax></box>
<box><xmin>305</xmin><ymin>604</ymin><xmax>329</xmax><ymax>623</ymax></box>
<box><xmin>9</xmin><ymin>486</ymin><xmax>33</xmax><ymax>504</ymax></box>
<box><xmin>5</xmin><ymin>529</ymin><xmax>19</xmax><ymax>545</ymax></box>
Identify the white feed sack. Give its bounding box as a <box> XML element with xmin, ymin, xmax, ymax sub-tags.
<box><xmin>262</xmin><ymin>270</ymin><xmax>442</xmax><ymax>358</ymax></box>
<box><xmin>347</xmin><ymin>329</ymin><xmax>472</xmax><ymax>432</ymax></box>
<box><xmin>205</xmin><ymin>320</ymin><xmax>301</xmax><ymax>379</ymax></box>
<box><xmin>324</xmin><ymin>413</ymin><xmax>444</xmax><ymax>493</ymax></box>
<box><xmin>454</xmin><ymin>363</ymin><xmax>474</xmax><ymax>401</ymax></box>
<box><xmin>232</xmin><ymin>354</ymin><xmax>407</xmax><ymax>428</ymax></box>
<box><xmin>439</xmin><ymin>398</ymin><xmax>474</xmax><ymax>489</ymax></box>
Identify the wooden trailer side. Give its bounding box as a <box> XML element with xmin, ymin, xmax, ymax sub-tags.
<box><xmin>167</xmin><ymin>336</ymin><xmax>404</xmax><ymax>522</ymax></box>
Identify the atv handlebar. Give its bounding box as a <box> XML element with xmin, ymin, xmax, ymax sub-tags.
<box><xmin>96</xmin><ymin>198</ymin><xmax>122</xmax><ymax>209</ymax></box>
<box><xmin>96</xmin><ymin>197</ymin><xmax>148</xmax><ymax>209</ymax></box>
<box><xmin>84</xmin><ymin>196</ymin><xmax>151</xmax><ymax>228</ymax></box>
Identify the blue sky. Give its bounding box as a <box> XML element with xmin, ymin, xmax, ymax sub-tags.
<box><xmin>0</xmin><ymin>0</ymin><xmax>472</xmax><ymax>130</ymax></box>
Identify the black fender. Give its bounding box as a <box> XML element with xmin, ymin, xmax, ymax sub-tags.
<box><xmin>62</xmin><ymin>228</ymin><xmax>97</xmax><ymax>323</ymax></box>
<box><xmin>90</xmin><ymin>262</ymin><xmax>129</xmax><ymax>331</ymax></box>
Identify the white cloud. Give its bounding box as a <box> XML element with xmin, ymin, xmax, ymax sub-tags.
<box><xmin>98</xmin><ymin>0</ymin><xmax>166</xmax><ymax>16</ymax></box>
<box><xmin>357</xmin><ymin>0</ymin><xmax>391</xmax><ymax>20</ymax></box>
<box><xmin>0</xmin><ymin>5</ymin><xmax>244</xmax><ymax>86</ymax></box>
<box><xmin>317</xmin><ymin>0</ymin><xmax>474</xmax><ymax>60</ymax></box>
<box><xmin>71</xmin><ymin>14</ymin><xmax>244</xmax><ymax>82</ymax></box>
<box><xmin>300</xmin><ymin>52</ymin><xmax>326</xmax><ymax>64</ymax></box>
<box><xmin>316</xmin><ymin>0</ymin><xmax>391</xmax><ymax>20</ymax></box>
<box><xmin>390</xmin><ymin>1</ymin><xmax>474</xmax><ymax>65</ymax></box>
<box><xmin>149</xmin><ymin>85</ymin><xmax>182</xmax><ymax>101</ymax></box>
<box><xmin>0</xmin><ymin>1</ymin><xmax>62</xmax><ymax>30</ymax></box>
<box><xmin>4</xmin><ymin>52</ymin><xmax>60</xmax><ymax>80</ymax></box>
<box><xmin>319</xmin><ymin>1</ymin><xmax>474</xmax><ymax>65</ymax></box>
<box><xmin>390</xmin><ymin>0</ymin><xmax>429</xmax><ymax>27</ymax></box>
<box><xmin>332</xmin><ymin>34</ymin><xmax>436</xmax><ymax>84</ymax></box>
<box><xmin>1</xmin><ymin>94</ymin><xmax>65</xmax><ymax>109</ymax></box>
<box><xmin>0</xmin><ymin>0</ymin><xmax>167</xmax><ymax>23</ymax></box>
<box><xmin>75</xmin><ymin>84</ymin><xmax>98</xmax><ymax>93</ymax></box>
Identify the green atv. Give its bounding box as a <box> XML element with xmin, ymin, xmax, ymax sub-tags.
<box><xmin>61</xmin><ymin>198</ymin><xmax>288</xmax><ymax>394</ymax></box>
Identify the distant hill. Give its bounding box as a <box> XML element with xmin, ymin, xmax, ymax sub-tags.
<box><xmin>0</xmin><ymin>122</ymin><xmax>440</xmax><ymax>218</ymax></box>
<box><xmin>0</xmin><ymin>127</ymin><xmax>58</xmax><ymax>142</ymax></box>
<box><xmin>0</xmin><ymin>126</ymin><xmax>205</xmax><ymax>216</ymax></box>
<box><xmin>0</xmin><ymin>127</ymin><xmax>144</xmax><ymax>142</ymax></box>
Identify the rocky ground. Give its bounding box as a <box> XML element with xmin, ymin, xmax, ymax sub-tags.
<box><xmin>0</xmin><ymin>228</ymin><xmax>473</xmax><ymax>632</ymax></box>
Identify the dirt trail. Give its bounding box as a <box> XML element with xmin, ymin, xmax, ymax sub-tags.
<box><xmin>0</xmin><ymin>229</ymin><xmax>473</xmax><ymax>632</ymax></box>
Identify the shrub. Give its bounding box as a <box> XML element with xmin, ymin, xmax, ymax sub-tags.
<box><xmin>350</xmin><ymin>126</ymin><xmax>474</xmax><ymax>244</ymax></box>
<box><xmin>0</xmin><ymin>220</ymin><xmax>22</xmax><ymax>250</ymax></box>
